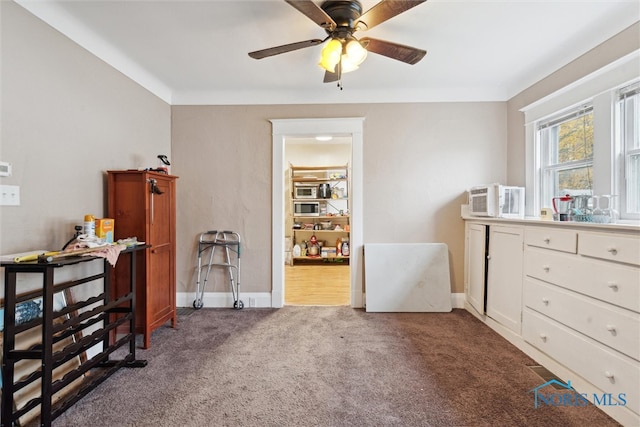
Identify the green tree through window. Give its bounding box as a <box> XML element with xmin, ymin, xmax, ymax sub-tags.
<box><xmin>557</xmin><ymin>113</ymin><xmax>593</xmax><ymax>191</ymax></box>
<box><xmin>539</xmin><ymin>106</ymin><xmax>594</xmax><ymax>206</ymax></box>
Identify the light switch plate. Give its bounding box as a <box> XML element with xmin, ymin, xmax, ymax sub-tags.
<box><xmin>0</xmin><ymin>185</ymin><xmax>20</xmax><ymax>206</ymax></box>
<box><xmin>0</xmin><ymin>161</ymin><xmax>12</xmax><ymax>177</ymax></box>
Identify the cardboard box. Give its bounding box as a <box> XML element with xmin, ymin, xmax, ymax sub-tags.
<box><xmin>321</xmin><ymin>247</ymin><xmax>337</xmax><ymax>258</ymax></box>
<box><xmin>95</xmin><ymin>218</ymin><xmax>115</xmax><ymax>243</ymax></box>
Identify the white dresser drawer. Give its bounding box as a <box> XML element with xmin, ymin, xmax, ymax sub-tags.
<box><xmin>524</xmin><ymin>247</ymin><xmax>640</xmax><ymax>312</ymax></box>
<box><xmin>524</xmin><ymin>278</ymin><xmax>640</xmax><ymax>360</ymax></box>
<box><xmin>579</xmin><ymin>231</ymin><xmax>640</xmax><ymax>266</ymax></box>
<box><xmin>525</xmin><ymin>227</ymin><xmax>577</xmax><ymax>253</ymax></box>
<box><xmin>523</xmin><ymin>309</ymin><xmax>640</xmax><ymax>416</ymax></box>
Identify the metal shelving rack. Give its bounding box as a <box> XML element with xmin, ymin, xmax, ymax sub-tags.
<box><xmin>1</xmin><ymin>246</ymin><xmax>147</xmax><ymax>427</ymax></box>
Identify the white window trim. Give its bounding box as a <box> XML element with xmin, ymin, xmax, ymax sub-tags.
<box><xmin>538</xmin><ymin>104</ymin><xmax>594</xmax><ymax>207</ymax></box>
<box><xmin>521</xmin><ymin>50</ymin><xmax>640</xmax><ymax>223</ymax></box>
<box><xmin>617</xmin><ymin>83</ymin><xmax>640</xmax><ymax>220</ymax></box>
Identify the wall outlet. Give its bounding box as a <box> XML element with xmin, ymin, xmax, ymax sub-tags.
<box><xmin>0</xmin><ymin>185</ymin><xmax>20</xmax><ymax>206</ymax></box>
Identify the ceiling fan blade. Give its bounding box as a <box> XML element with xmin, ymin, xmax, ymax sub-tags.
<box><xmin>248</xmin><ymin>39</ymin><xmax>324</xmax><ymax>59</ymax></box>
<box><xmin>357</xmin><ymin>0</ymin><xmax>427</xmax><ymax>31</ymax></box>
<box><xmin>323</xmin><ymin>61</ymin><xmax>342</xmax><ymax>84</ymax></box>
<box><xmin>323</xmin><ymin>70</ymin><xmax>340</xmax><ymax>83</ymax></box>
<box><xmin>361</xmin><ymin>37</ymin><xmax>426</xmax><ymax>65</ymax></box>
<box><xmin>285</xmin><ymin>0</ymin><xmax>337</xmax><ymax>30</ymax></box>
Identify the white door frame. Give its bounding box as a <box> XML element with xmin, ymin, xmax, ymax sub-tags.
<box><xmin>271</xmin><ymin>117</ymin><xmax>365</xmax><ymax>308</ymax></box>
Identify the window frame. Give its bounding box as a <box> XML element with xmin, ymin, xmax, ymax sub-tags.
<box><xmin>537</xmin><ymin>104</ymin><xmax>594</xmax><ymax>207</ymax></box>
<box><xmin>616</xmin><ymin>82</ymin><xmax>640</xmax><ymax>220</ymax></box>
<box><xmin>522</xmin><ymin>52</ymin><xmax>640</xmax><ymax>224</ymax></box>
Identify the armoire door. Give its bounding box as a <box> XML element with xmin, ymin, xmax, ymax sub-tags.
<box><xmin>147</xmin><ymin>174</ymin><xmax>176</xmax><ymax>332</ymax></box>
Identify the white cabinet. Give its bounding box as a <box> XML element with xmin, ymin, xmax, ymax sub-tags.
<box><xmin>578</xmin><ymin>231</ymin><xmax>640</xmax><ymax>266</ymax></box>
<box><xmin>522</xmin><ymin>309</ymin><xmax>639</xmax><ymax>416</ymax></box>
<box><xmin>486</xmin><ymin>225</ymin><xmax>524</xmax><ymax>334</ymax></box>
<box><xmin>465</xmin><ymin>223</ymin><xmax>487</xmax><ymax>315</ymax></box>
<box><xmin>524</xmin><ymin>277</ymin><xmax>640</xmax><ymax>360</ymax></box>
<box><xmin>522</xmin><ymin>226</ymin><xmax>640</xmax><ymax>420</ymax></box>
<box><xmin>464</xmin><ymin>219</ymin><xmax>640</xmax><ymax>425</ymax></box>
<box><xmin>464</xmin><ymin>223</ymin><xmax>523</xmax><ymax>334</ymax></box>
<box><xmin>524</xmin><ymin>227</ymin><xmax>577</xmax><ymax>253</ymax></box>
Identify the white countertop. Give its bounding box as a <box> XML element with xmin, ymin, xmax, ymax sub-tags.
<box><xmin>461</xmin><ymin>214</ymin><xmax>640</xmax><ymax>233</ymax></box>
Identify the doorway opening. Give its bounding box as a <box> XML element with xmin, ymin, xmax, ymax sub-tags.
<box><xmin>284</xmin><ymin>137</ymin><xmax>352</xmax><ymax>306</ymax></box>
<box><xmin>271</xmin><ymin>118</ymin><xmax>364</xmax><ymax>308</ymax></box>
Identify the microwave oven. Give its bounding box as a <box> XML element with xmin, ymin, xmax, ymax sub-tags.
<box><xmin>294</xmin><ymin>201</ymin><xmax>321</xmax><ymax>216</ymax></box>
<box><xmin>294</xmin><ymin>184</ymin><xmax>317</xmax><ymax>199</ymax></box>
<box><xmin>468</xmin><ymin>184</ymin><xmax>525</xmax><ymax>218</ymax></box>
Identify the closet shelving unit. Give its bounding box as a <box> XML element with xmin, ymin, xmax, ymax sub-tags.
<box><xmin>288</xmin><ymin>164</ymin><xmax>350</xmax><ymax>264</ymax></box>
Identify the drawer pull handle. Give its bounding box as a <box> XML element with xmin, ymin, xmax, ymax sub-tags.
<box><xmin>539</xmin><ymin>333</ymin><xmax>547</xmax><ymax>342</ymax></box>
<box><xmin>605</xmin><ymin>371</ymin><xmax>615</xmax><ymax>380</ymax></box>
<box><xmin>541</xmin><ymin>297</ymin><xmax>549</xmax><ymax>305</ymax></box>
<box><xmin>543</xmin><ymin>265</ymin><xmax>550</xmax><ymax>272</ymax></box>
<box><xmin>606</xmin><ymin>325</ymin><xmax>617</xmax><ymax>335</ymax></box>
<box><xmin>607</xmin><ymin>247</ymin><xmax>618</xmax><ymax>255</ymax></box>
<box><xmin>543</xmin><ymin>238</ymin><xmax>551</xmax><ymax>244</ymax></box>
<box><xmin>607</xmin><ymin>283</ymin><xmax>619</xmax><ymax>291</ymax></box>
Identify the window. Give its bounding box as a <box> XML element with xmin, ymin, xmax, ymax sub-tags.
<box><xmin>538</xmin><ymin>105</ymin><xmax>594</xmax><ymax>206</ymax></box>
<box><xmin>524</xmin><ymin>51</ymin><xmax>639</xmax><ymax>224</ymax></box>
<box><xmin>617</xmin><ymin>82</ymin><xmax>640</xmax><ymax>218</ymax></box>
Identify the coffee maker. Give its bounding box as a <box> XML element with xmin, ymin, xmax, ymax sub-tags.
<box><xmin>552</xmin><ymin>194</ymin><xmax>573</xmax><ymax>221</ymax></box>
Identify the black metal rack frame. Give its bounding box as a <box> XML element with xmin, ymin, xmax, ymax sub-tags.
<box><xmin>1</xmin><ymin>246</ymin><xmax>148</xmax><ymax>427</ymax></box>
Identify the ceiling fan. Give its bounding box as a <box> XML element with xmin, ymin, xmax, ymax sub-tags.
<box><xmin>248</xmin><ymin>0</ymin><xmax>427</xmax><ymax>85</ymax></box>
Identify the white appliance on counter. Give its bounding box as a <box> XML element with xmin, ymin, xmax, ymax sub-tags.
<box><xmin>468</xmin><ymin>184</ymin><xmax>525</xmax><ymax>218</ymax></box>
<box><xmin>294</xmin><ymin>184</ymin><xmax>317</xmax><ymax>199</ymax></box>
<box><xmin>293</xmin><ymin>201</ymin><xmax>321</xmax><ymax>216</ymax></box>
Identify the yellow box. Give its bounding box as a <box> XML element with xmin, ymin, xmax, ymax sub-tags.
<box><xmin>95</xmin><ymin>218</ymin><xmax>115</xmax><ymax>243</ymax></box>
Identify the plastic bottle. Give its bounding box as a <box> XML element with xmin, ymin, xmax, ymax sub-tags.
<box><xmin>341</xmin><ymin>238</ymin><xmax>350</xmax><ymax>257</ymax></box>
<box><xmin>336</xmin><ymin>237</ymin><xmax>342</xmax><ymax>256</ymax></box>
<box><xmin>84</xmin><ymin>214</ymin><xmax>96</xmax><ymax>237</ymax></box>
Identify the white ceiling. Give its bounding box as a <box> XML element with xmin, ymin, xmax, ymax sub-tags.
<box><xmin>16</xmin><ymin>0</ymin><xmax>640</xmax><ymax>105</ymax></box>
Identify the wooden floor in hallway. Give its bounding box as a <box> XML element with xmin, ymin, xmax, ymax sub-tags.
<box><xmin>284</xmin><ymin>264</ymin><xmax>350</xmax><ymax>306</ymax></box>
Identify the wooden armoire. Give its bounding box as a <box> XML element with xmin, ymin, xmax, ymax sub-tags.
<box><xmin>107</xmin><ymin>170</ymin><xmax>177</xmax><ymax>348</ymax></box>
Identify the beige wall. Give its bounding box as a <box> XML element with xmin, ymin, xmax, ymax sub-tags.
<box><xmin>172</xmin><ymin>103</ymin><xmax>507</xmax><ymax>296</ymax></box>
<box><xmin>506</xmin><ymin>22</ymin><xmax>640</xmax><ymax>187</ymax></box>
<box><xmin>0</xmin><ymin>2</ymin><xmax>171</xmax><ymax>255</ymax></box>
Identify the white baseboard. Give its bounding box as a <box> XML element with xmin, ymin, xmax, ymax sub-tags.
<box><xmin>451</xmin><ymin>293</ymin><xmax>465</xmax><ymax>309</ymax></box>
<box><xmin>178</xmin><ymin>292</ymin><xmax>466</xmax><ymax>310</ymax></box>
<box><xmin>177</xmin><ymin>292</ymin><xmax>272</xmax><ymax>308</ymax></box>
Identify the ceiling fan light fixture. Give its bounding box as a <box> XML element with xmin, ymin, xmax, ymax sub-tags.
<box><xmin>250</xmin><ymin>0</ymin><xmax>428</xmax><ymax>84</ymax></box>
<box><xmin>345</xmin><ymin>39</ymin><xmax>367</xmax><ymax>65</ymax></box>
<box><xmin>340</xmin><ymin>55</ymin><xmax>360</xmax><ymax>73</ymax></box>
<box><xmin>319</xmin><ymin>38</ymin><xmax>343</xmax><ymax>72</ymax></box>
<box><xmin>339</xmin><ymin>39</ymin><xmax>367</xmax><ymax>73</ymax></box>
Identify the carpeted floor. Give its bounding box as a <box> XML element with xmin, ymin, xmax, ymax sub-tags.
<box><xmin>49</xmin><ymin>307</ymin><xmax>621</xmax><ymax>426</ymax></box>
